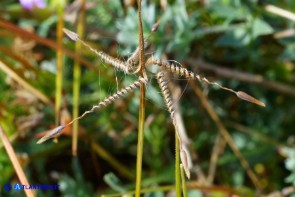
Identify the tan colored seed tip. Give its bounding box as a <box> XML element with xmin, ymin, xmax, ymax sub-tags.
<box><xmin>236</xmin><ymin>91</ymin><xmax>266</xmax><ymax>107</ymax></box>
<box><xmin>151</xmin><ymin>21</ymin><xmax>160</xmax><ymax>32</ymax></box>
<box><xmin>180</xmin><ymin>149</ymin><xmax>191</xmax><ymax>179</ymax></box>
<box><xmin>36</xmin><ymin>125</ymin><xmax>65</xmax><ymax>144</ymax></box>
<box><xmin>63</xmin><ymin>28</ymin><xmax>79</xmax><ymax>41</ymax></box>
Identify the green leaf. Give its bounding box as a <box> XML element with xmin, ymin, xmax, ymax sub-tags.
<box><xmin>251</xmin><ymin>18</ymin><xmax>274</xmax><ymax>38</ymax></box>
<box><xmin>285</xmin><ymin>173</ymin><xmax>295</xmax><ymax>185</ymax></box>
<box><xmin>188</xmin><ymin>190</ymin><xmax>202</xmax><ymax>197</ymax></box>
<box><xmin>50</xmin><ymin>0</ymin><xmax>68</xmax><ymax>8</ymax></box>
<box><xmin>280</xmin><ymin>43</ymin><xmax>295</xmax><ymax>61</ymax></box>
<box><xmin>144</xmin><ymin>191</ymin><xmax>165</xmax><ymax>197</ymax></box>
<box><xmin>103</xmin><ymin>173</ymin><xmax>126</xmax><ymax>192</ymax></box>
<box><xmin>209</xmin><ymin>3</ymin><xmax>248</xmax><ymax>20</ymax></box>
<box><xmin>215</xmin><ymin>28</ymin><xmax>251</xmax><ymax>47</ymax></box>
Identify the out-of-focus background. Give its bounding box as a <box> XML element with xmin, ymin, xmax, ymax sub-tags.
<box><xmin>0</xmin><ymin>0</ymin><xmax>295</xmax><ymax>196</ymax></box>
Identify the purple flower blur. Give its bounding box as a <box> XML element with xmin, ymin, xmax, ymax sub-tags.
<box><xmin>19</xmin><ymin>0</ymin><xmax>46</xmax><ymax>10</ymax></box>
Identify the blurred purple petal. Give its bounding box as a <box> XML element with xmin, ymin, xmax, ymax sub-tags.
<box><xmin>19</xmin><ymin>0</ymin><xmax>46</xmax><ymax>10</ymax></box>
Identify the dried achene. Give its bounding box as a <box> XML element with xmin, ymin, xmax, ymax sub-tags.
<box><xmin>236</xmin><ymin>91</ymin><xmax>266</xmax><ymax>107</ymax></box>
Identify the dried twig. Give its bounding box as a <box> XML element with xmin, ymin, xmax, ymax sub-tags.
<box><xmin>186</xmin><ymin>57</ymin><xmax>295</xmax><ymax>97</ymax></box>
<box><xmin>188</xmin><ymin>80</ymin><xmax>262</xmax><ymax>189</ymax></box>
<box><xmin>0</xmin><ymin>60</ymin><xmax>51</xmax><ymax>104</ymax></box>
<box><xmin>0</xmin><ymin>125</ymin><xmax>34</xmax><ymax>197</ymax></box>
<box><xmin>265</xmin><ymin>4</ymin><xmax>295</xmax><ymax>21</ymax></box>
<box><xmin>207</xmin><ymin>134</ymin><xmax>226</xmax><ymax>184</ymax></box>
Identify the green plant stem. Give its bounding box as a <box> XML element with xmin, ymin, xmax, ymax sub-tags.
<box><xmin>135</xmin><ymin>0</ymin><xmax>145</xmax><ymax>196</ymax></box>
<box><xmin>72</xmin><ymin>0</ymin><xmax>85</xmax><ymax>156</ymax></box>
<box><xmin>135</xmin><ymin>84</ymin><xmax>145</xmax><ymax>197</ymax></box>
<box><xmin>102</xmin><ymin>182</ymin><xmax>238</xmax><ymax>197</ymax></box>
<box><xmin>55</xmin><ymin>6</ymin><xmax>64</xmax><ymax>126</ymax></box>
<box><xmin>135</xmin><ymin>85</ymin><xmax>145</xmax><ymax>197</ymax></box>
<box><xmin>180</xmin><ymin>164</ymin><xmax>188</xmax><ymax>197</ymax></box>
<box><xmin>175</xmin><ymin>132</ymin><xmax>181</xmax><ymax>197</ymax></box>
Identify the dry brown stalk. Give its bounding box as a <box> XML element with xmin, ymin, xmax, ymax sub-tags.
<box><xmin>0</xmin><ymin>60</ymin><xmax>51</xmax><ymax>104</ymax></box>
<box><xmin>188</xmin><ymin>80</ymin><xmax>262</xmax><ymax>189</ymax></box>
<box><xmin>0</xmin><ymin>125</ymin><xmax>34</xmax><ymax>197</ymax></box>
<box><xmin>207</xmin><ymin>134</ymin><xmax>226</xmax><ymax>185</ymax></box>
<box><xmin>127</xmin><ymin>21</ymin><xmax>160</xmax><ymax>66</ymax></box>
<box><xmin>186</xmin><ymin>57</ymin><xmax>295</xmax><ymax>97</ymax></box>
<box><xmin>264</xmin><ymin>4</ymin><xmax>295</xmax><ymax>21</ymax></box>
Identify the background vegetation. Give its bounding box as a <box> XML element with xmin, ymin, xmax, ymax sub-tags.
<box><xmin>0</xmin><ymin>0</ymin><xmax>295</xmax><ymax>196</ymax></box>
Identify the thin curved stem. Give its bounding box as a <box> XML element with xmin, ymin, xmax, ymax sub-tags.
<box><xmin>135</xmin><ymin>0</ymin><xmax>146</xmax><ymax>197</ymax></box>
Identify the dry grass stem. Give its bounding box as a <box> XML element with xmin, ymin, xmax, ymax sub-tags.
<box><xmin>265</xmin><ymin>4</ymin><xmax>295</xmax><ymax>21</ymax></box>
<box><xmin>0</xmin><ymin>19</ymin><xmax>99</xmax><ymax>71</ymax></box>
<box><xmin>91</xmin><ymin>141</ymin><xmax>134</xmax><ymax>180</ymax></box>
<box><xmin>0</xmin><ymin>125</ymin><xmax>34</xmax><ymax>197</ymax></box>
<box><xmin>187</xmin><ymin>57</ymin><xmax>295</xmax><ymax>97</ymax></box>
<box><xmin>127</xmin><ymin>21</ymin><xmax>160</xmax><ymax>66</ymax></box>
<box><xmin>0</xmin><ymin>60</ymin><xmax>51</xmax><ymax>104</ymax></box>
<box><xmin>274</xmin><ymin>29</ymin><xmax>295</xmax><ymax>38</ymax></box>
<box><xmin>189</xmin><ymin>81</ymin><xmax>262</xmax><ymax>189</ymax></box>
<box><xmin>207</xmin><ymin>134</ymin><xmax>226</xmax><ymax>184</ymax></box>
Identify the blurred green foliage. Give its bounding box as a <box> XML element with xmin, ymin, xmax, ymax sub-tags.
<box><xmin>0</xmin><ymin>0</ymin><xmax>295</xmax><ymax>196</ymax></box>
